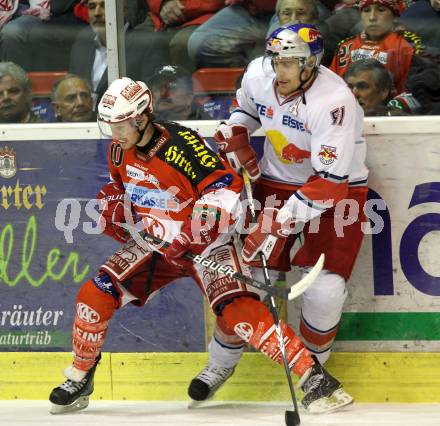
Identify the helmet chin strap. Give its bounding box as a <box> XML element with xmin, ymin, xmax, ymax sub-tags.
<box><xmin>136</xmin><ymin>117</ymin><xmax>154</xmax><ymax>148</ymax></box>
<box><xmin>296</xmin><ymin>60</ymin><xmax>318</xmax><ymax>104</ymax></box>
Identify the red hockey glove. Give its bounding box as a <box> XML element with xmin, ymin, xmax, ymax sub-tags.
<box><xmin>242</xmin><ymin>208</ymin><xmax>297</xmax><ymax>263</ymax></box>
<box><xmin>215</xmin><ymin>123</ymin><xmax>260</xmax><ymax>182</ymax></box>
<box><xmin>97</xmin><ymin>182</ymin><xmax>131</xmax><ymax>243</ymax></box>
<box><xmin>163</xmin><ymin>204</ymin><xmax>225</xmax><ymax>270</ymax></box>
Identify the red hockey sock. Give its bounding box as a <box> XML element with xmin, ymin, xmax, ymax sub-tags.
<box><xmin>215</xmin><ymin>314</ymin><xmax>246</xmax><ymax>347</ymax></box>
<box><xmin>221</xmin><ymin>296</ymin><xmax>314</xmax><ymax>376</ymax></box>
<box><xmin>72</xmin><ymin>279</ymin><xmax>119</xmax><ymax>371</ymax></box>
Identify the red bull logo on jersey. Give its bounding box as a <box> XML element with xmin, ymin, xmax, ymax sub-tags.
<box><xmin>318</xmin><ymin>145</ymin><xmax>338</xmax><ymax>165</ymax></box>
<box><xmin>281</xmin><ymin>143</ymin><xmax>311</xmax><ymax>164</ymax></box>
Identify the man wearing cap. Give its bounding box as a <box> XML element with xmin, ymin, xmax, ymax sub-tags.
<box><xmin>330</xmin><ymin>0</ymin><xmax>423</xmax><ymax>95</ymax></box>
<box><xmin>149</xmin><ymin>65</ymin><xmax>211</xmax><ymax>120</ymax></box>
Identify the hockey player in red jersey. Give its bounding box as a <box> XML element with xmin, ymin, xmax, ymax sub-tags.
<box><xmin>48</xmin><ymin>76</ymin><xmax>351</xmax><ymax>415</ymax></box>
<box><xmin>188</xmin><ymin>23</ymin><xmax>366</xmax><ymax>411</ymax></box>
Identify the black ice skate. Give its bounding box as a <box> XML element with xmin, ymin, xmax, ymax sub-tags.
<box><xmin>188</xmin><ymin>361</ymin><xmax>235</xmax><ymax>408</ymax></box>
<box><xmin>298</xmin><ymin>356</ymin><xmax>353</xmax><ymax>414</ymax></box>
<box><xmin>49</xmin><ymin>354</ymin><xmax>101</xmax><ymax>414</ymax></box>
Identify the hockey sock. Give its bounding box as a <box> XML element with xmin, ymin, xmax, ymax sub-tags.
<box><xmin>72</xmin><ymin>279</ymin><xmax>119</xmax><ymax>372</ymax></box>
<box><xmin>300</xmin><ymin>270</ymin><xmax>347</xmax><ymax>364</ymax></box>
<box><xmin>221</xmin><ymin>296</ymin><xmax>314</xmax><ymax>376</ymax></box>
<box><xmin>209</xmin><ymin>315</ymin><xmax>246</xmax><ymax>368</ymax></box>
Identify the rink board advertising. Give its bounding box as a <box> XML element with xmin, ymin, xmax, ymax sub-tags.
<box><xmin>0</xmin><ymin>140</ymin><xmax>205</xmax><ymax>352</ymax></box>
<box><xmin>0</xmin><ymin>133</ymin><xmax>439</xmax><ymax>352</ymax></box>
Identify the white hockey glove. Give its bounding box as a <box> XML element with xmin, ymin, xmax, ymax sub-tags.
<box><xmin>214</xmin><ymin>123</ymin><xmax>260</xmax><ymax>182</ymax></box>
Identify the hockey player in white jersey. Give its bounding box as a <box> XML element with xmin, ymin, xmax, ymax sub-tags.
<box><xmin>188</xmin><ymin>23</ymin><xmax>368</xmax><ymax>413</ymax></box>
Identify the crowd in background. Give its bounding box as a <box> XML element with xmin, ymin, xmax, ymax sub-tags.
<box><xmin>0</xmin><ymin>0</ymin><xmax>439</xmax><ymax>123</ymax></box>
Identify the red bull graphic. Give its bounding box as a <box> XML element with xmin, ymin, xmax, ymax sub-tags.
<box><xmin>298</xmin><ymin>27</ymin><xmax>319</xmax><ymax>43</ymax></box>
<box><xmin>281</xmin><ymin>143</ymin><xmax>311</xmax><ymax>164</ymax></box>
<box><xmin>318</xmin><ymin>145</ymin><xmax>338</xmax><ymax>165</ymax></box>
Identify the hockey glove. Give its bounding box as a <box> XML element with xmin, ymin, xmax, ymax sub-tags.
<box><xmin>215</xmin><ymin>123</ymin><xmax>260</xmax><ymax>182</ymax></box>
<box><xmin>242</xmin><ymin>207</ymin><xmax>297</xmax><ymax>263</ymax></box>
<box><xmin>97</xmin><ymin>182</ymin><xmax>131</xmax><ymax>244</ymax></box>
<box><xmin>164</xmin><ymin>204</ymin><xmax>226</xmax><ymax>270</ymax></box>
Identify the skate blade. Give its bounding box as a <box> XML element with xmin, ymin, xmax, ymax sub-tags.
<box><xmin>50</xmin><ymin>396</ymin><xmax>90</xmax><ymax>415</ymax></box>
<box><xmin>305</xmin><ymin>388</ymin><xmax>354</xmax><ymax>414</ymax></box>
<box><xmin>188</xmin><ymin>399</ymin><xmax>207</xmax><ymax>409</ymax></box>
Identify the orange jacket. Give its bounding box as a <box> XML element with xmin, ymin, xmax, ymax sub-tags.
<box><xmin>147</xmin><ymin>0</ymin><xmax>224</xmax><ymax>31</ymax></box>
<box><xmin>330</xmin><ymin>31</ymin><xmax>424</xmax><ymax>94</ymax></box>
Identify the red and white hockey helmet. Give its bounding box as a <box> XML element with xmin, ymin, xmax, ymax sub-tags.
<box><xmin>97</xmin><ymin>77</ymin><xmax>153</xmax><ymax>124</ymax></box>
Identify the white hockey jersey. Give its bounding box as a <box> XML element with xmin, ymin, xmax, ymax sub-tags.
<box><xmin>229</xmin><ymin>57</ymin><xmax>368</xmax><ymax>222</ymax></box>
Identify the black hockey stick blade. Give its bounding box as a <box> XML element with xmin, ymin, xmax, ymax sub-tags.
<box><xmin>285</xmin><ymin>409</ymin><xmax>301</xmax><ymax>426</ymax></box>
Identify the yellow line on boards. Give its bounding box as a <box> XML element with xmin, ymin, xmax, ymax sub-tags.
<box><xmin>0</xmin><ymin>352</ymin><xmax>439</xmax><ymax>402</ymax></box>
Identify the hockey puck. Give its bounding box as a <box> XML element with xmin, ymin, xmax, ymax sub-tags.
<box><xmin>285</xmin><ymin>409</ymin><xmax>300</xmax><ymax>426</ymax></box>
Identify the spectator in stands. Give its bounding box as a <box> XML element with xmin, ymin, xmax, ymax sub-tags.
<box><xmin>344</xmin><ymin>58</ymin><xmax>392</xmax><ymax>115</ymax></box>
<box><xmin>188</xmin><ymin>0</ymin><xmax>276</xmax><ymax>68</ymax></box>
<box><xmin>404</xmin><ymin>58</ymin><xmax>440</xmax><ymax>114</ymax></box>
<box><xmin>0</xmin><ymin>1</ymin><xmax>87</xmax><ymax>72</ymax></box>
<box><xmin>330</xmin><ymin>0</ymin><xmax>424</xmax><ymax>95</ymax></box>
<box><xmin>72</xmin><ymin>0</ymin><xmax>147</xmax><ymax>27</ymax></box>
<box><xmin>138</xmin><ymin>0</ymin><xmax>225</xmax><ymax>73</ymax></box>
<box><xmin>400</xmin><ymin>0</ymin><xmax>440</xmax><ymax>65</ymax></box>
<box><xmin>0</xmin><ymin>1</ymin><xmax>50</xmax><ymax>30</ymax></box>
<box><xmin>0</xmin><ymin>61</ymin><xmax>39</xmax><ymax>123</ymax></box>
<box><xmin>52</xmin><ymin>73</ymin><xmax>95</xmax><ymax>122</ymax></box>
<box><xmin>321</xmin><ymin>1</ymin><xmax>361</xmax><ymax>48</ymax></box>
<box><xmin>344</xmin><ymin>58</ymin><xmax>422</xmax><ymax>115</ymax></box>
<box><xmin>149</xmin><ymin>65</ymin><xmax>211</xmax><ymax>120</ymax></box>
<box><xmin>267</xmin><ymin>0</ymin><xmax>334</xmax><ymax>66</ymax></box>
<box><xmin>69</xmin><ymin>0</ymin><xmax>148</xmax><ymax>107</ymax></box>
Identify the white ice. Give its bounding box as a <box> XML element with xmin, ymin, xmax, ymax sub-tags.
<box><xmin>0</xmin><ymin>401</ymin><xmax>439</xmax><ymax>426</ymax></box>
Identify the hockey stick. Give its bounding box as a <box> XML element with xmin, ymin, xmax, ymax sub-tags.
<box><xmin>242</xmin><ymin>170</ymin><xmax>323</xmax><ymax>426</ymax></box>
<box><xmin>121</xmin><ymin>222</ymin><xmax>322</xmax><ymax>301</ymax></box>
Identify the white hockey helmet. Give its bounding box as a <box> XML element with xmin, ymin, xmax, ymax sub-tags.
<box><xmin>97</xmin><ymin>77</ymin><xmax>153</xmax><ymax>124</ymax></box>
<box><xmin>265</xmin><ymin>24</ymin><xmax>324</xmax><ymax>68</ymax></box>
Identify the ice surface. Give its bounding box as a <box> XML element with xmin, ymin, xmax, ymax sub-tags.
<box><xmin>0</xmin><ymin>401</ymin><xmax>439</xmax><ymax>426</ymax></box>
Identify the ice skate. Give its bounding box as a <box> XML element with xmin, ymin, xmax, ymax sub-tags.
<box><xmin>188</xmin><ymin>361</ymin><xmax>235</xmax><ymax>408</ymax></box>
<box><xmin>49</xmin><ymin>354</ymin><xmax>101</xmax><ymax>414</ymax></box>
<box><xmin>298</xmin><ymin>356</ymin><xmax>353</xmax><ymax>414</ymax></box>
